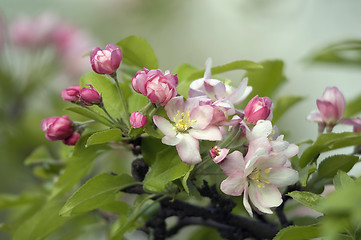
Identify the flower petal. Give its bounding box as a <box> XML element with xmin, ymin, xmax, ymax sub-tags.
<box><xmin>248</xmin><ymin>183</ymin><xmax>273</xmax><ymax>214</ymax></box>
<box><xmin>165</xmin><ymin>96</ymin><xmax>184</xmax><ymax>120</ymax></box>
<box><xmin>266</xmin><ymin>167</ymin><xmax>299</xmax><ymax>188</ymax></box>
<box><xmin>251</xmin><ymin>182</ymin><xmax>282</xmax><ymax>209</ymax></box>
<box><xmin>190</xmin><ymin>105</ymin><xmax>213</xmax><ymax>129</ymax></box>
<box><xmin>189</xmin><ymin>126</ymin><xmax>222</xmax><ymax>141</ymax></box>
<box><xmin>220</xmin><ymin>151</ymin><xmax>245</xmax><ymax>175</ymax></box>
<box><xmin>176</xmin><ymin>134</ymin><xmax>201</xmax><ymax>164</ymax></box>
<box><xmin>153</xmin><ymin>115</ymin><xmax>176</xmax><ymax>137</ymax></box>
<box><xmin>162</xmin><ymin>134</ymin><xmax>182</xmax><ymax>146</ymax></box>
<box><xmin>243</xmin><ymin>185</ymin><xmax>253</xmax><ymax>217</ymax></box>
<box><xmin>220</xmin><ymin>173</ymin><xmax>246</xmax><ymax>196</ymax></box>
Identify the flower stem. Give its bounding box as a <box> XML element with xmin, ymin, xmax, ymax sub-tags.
<box><xmin>99</xmin><ymin>102</ymin><xmax>118</xmax><ymax>124</ymax></box>
<box><xmin>109</xmin><ymin>72</ymin><xmax>131</xmax><ymax>129</ymax></box>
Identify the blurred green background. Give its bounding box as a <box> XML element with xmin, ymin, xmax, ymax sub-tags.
<box><xmin>0</xmin><ymin>0</ymin><xmax>361</xmax><ymax>239</ymax></box>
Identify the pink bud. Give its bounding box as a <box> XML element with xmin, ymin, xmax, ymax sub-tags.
<box><xmin>63</xmin><ymin>132</ymin><xmax>81</xmax><ymax>145</ymax></box>
<box><xmin>244</xmin><ymin>95</ymin><xmax>273</xmax><ymax>124</ymax></box>
<box><xmin>130</xmin><ymin>112</ymin><xmax>147</xmax><ymax>129</ymax></box>
<box><xmin>316</xmin><ymin>87</ymin><xmax>345</xmax><ymax>125</ymax></box>
<box><xmin>90</xmin><ymin>44</ymin><xmax>122</xmax><ymax>74</ymax></box>
<box><xmin>132</xmin><ymin>68</ymin><xmax>178</xmax><ymax>106</ymax></box>
<box><xmin>79</xmin><ymin>84</ymin><xmax>101</xmax><ymax>106</ymax></box>
<box><xmin>61</xmin><ymin>85</ymin><xmax>81</xmax><ymax>102</ymax></box>
<box><xmin>41</xmin><ymin>115</ymin><xmax>74</xmax><ymax>141</ymax></box>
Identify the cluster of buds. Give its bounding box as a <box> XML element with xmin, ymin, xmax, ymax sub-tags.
<box><xmin>61</xmin><ymin>84</ymin><xmax>101</xmax><ymax>106</ymax></box>
<box><xmin>41</xmin><ymin>116</ymin><xmax>80</xmax><ymax>145</ymax></box>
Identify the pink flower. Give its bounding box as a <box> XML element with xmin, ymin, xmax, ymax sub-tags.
<box><xmin>41</xmin><ymin>116</ymin><xmax>74</xmax><ymax>141</ymax></box>
<box><xmin>61</xmin><ymin>85</ymin><xmax>81</xmax><ymax>102</ymax></box>
<box><xmin>90</xmin><ymin>44</ymin><xmax>123</xmax><ymax>74</ymax></box>
<box><xmin>62</xmin><ymin>132</ymin><xmax>81</xmax><ymax>145</ymax></box>
<box><xmin>210</xmin><ymin>146</ymin><xmax>230</xmax><ymax>164</ymax></box>
<box><xmin>307</xmin><ymin>87</ymin><xmax>345</xmax><ymax>130</ymax></box>
<box><xmin>189</xmin><ymin>59</ymin><xmax>252</xmax><ymax>109</ymax></box>
<box><xmin>130</xmin><ymin>112</ymin><xmax>148</xmax><ymax>129</ymax></box>
<box><xmin>10</xmin><ymin>13</ymin><xmax>58</xmax><ymax>48</ymax></box>
<box><xmin>219</xmin><ymin>137</ymin><xmax>298</xmax><ymax>216</ymax></box>
<box><xmin>132</xmin><ymin>68</ymin><xmax>178</xmax><ymax>106</ymax></box>
<box><xmin>79</xmin><ymin>84</ymin><xmax>101</xmax><ymax>106</ymax></box>
<box><xmin>341</xmin><ymin>117</ymin><xmax>361</xmax><ymax>133</ymax></box>
<box><xmin>153</xmin><ymin>96</ymin><xmax>222</xmax><ymax>164</ymax></box>
<box><xmin>244</xmin><ymin>95</ymin><xmax>273</xmax><ymax>124</ymax></box>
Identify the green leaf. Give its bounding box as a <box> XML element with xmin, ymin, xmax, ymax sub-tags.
<box><xmin>288</xmin><ymin>191</ymin><xmax>324</xmax><ymax>213</ymax></box>
<box><xmin>141</xmin><ymin>137</ymin><xmax>167</xmax><ymax>166</ymax></box>
<box><xmin>187</xmin><ymin>60</ymin><xmax>263</xmax><ymax>81</ymax></box>
<box><xmin>65</xmin><ymin>106</ymin><xmax>113</xmax><ymax>127</ymax></box>
<box><xmin>116</xmin><ymin>35</ymin><xmax>158</xmax><ymax>69</ymax></box>
<box><xmin>181</xmin><ymin>165</ymin><xmax>194</xmax><ymax>194</ymax></box>
<box><xmin>174</xmin><ymin>63</ymin><xmax>199</xmax><ymax>97</ymax></box>
<box><xmin>111</xmin><ymin>194</ymin><xmax>156</xmax><ymax>240</ymax></box>
<box><xmin>244</xmin><ymin>60</ymin><xmax>286</xmax><ymax>100</ymax></box>
<box><xmin>309</xmin><ymin>40</ymin><xmax>361</xmax><ymax>66</ymax></box>
<box><xmin>50</xmin><ymin>134</ymin><xmax>107</xmax><ymax>199</ymax></box>
<box><xmin>24</xmin><ymin>145</ymin><xmax>53</xmax><ymax>165</ymax></box>
<box><xmin>273</xmin><ymin>224</ymin><xmax>321</xmax><ymax>240</ymax></box>
<box><xmin>13</xmin><ymin>200</ymin><xmax>69</xmax><ymax>240</ymax></box>
<box><xmin>299</xmin><ymin>163</ymin><xmax>317</xmax><ymax>187</ymax></box>
<box><xmin>80</xmin><ymin>72</ymin><xmax>125</xmax><ymax>119</ymax></box>
<box><xmin>333</xmin><ymin>170</ymin><xmax>355</xmax><ymax>190</ymax></box>
<box><xmin>99</xmin><ymin>200</ymin><xmax>130</xmax><ymax>216</ymax></box>
<box><xmin>127</xmin><ymin>93</ymin><xmax>149</xmax><ymax>113</ymax></box>
<box><xmin>299</xmin><ymin>131</ymin><xmax>361</xmax><ymax>167</ymax></box>
<box><xmin>272</xmin><ymin>95</ymin><xmax>304</xmax><ymax>123</ymax></box>
<box><xmin>143</xmin><ymin>147</ymin><xmax>192</xmax><ymax>192</ymax></box>
<box><xmin>60</xmin><ymin>173</ymin><xmax>135</xmax><ymax>217</ymax></box>
<box><xmin>318</xmin><ymin>155</ymin><xmax>359</xmax><ymax>179</ymax></box>
<box><xmin>86</xmin><ymin>128</ymin><xmax>124</xmax><ymax>146</ymax></box>
<box><xmin>344</xmin><ymin>93</ymin><xmax>361</xmax><ymax>117</ymax></box>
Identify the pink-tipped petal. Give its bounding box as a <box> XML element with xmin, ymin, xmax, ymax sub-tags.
<box><xmin>165</xmin><ymin>96</ymin><xmax>185</xmax><ymax>120</ymax></box>
<box><xmin>189</xmin><ymin>126</ymin><xmax>222</xmax><ymax>141</ymax></box>
<box><xmin>153</xmin><ymin>115</ymin><xmax>176</xmax><ymax>137</ymax></box>
<box><xmin>220</xmin><ymin>151</ymin><xmax>245</xmax><ymax>175</ymax></box>
<box><xmin>176</xmin><ymin>134</ymin><xmax>201</xmax><ymax>164</ymax></box>
<box><xmin>190</xmin><ymin>105</ymin><xmax>213</xmax><ymax>129</ymax></box>
<box><xmin>220</xmin><ymin>173</ymin><xmax>246</xmax><ymax>196</ymax></box>
<box><xmin>266</xmin><ymin>167</ymin><xmax>299</xmax><ymax>188</ymax></box>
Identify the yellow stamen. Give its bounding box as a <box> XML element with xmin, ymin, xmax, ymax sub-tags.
<box><xmin>249</xmin><ymin>168</ymin><xmax>271</xmax><ymax>188</ymax></box>
<box><xmin>173</xmin><ymin>110</ymin><xmax>196</xmax><ymax>133</ymax></box>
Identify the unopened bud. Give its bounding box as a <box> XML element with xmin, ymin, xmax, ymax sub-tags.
<box><xmin>130</xmin><ymin>112</ymin><xmax>147</xmax><ymax>129</ymax></box>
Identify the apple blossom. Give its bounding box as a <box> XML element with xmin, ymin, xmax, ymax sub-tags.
<box><xmin>61</xmin><ymin>85</ymin><xmax>81</xmax><ymax>102</ymax></box>
<box><xmin>244</xmin><ymin>95</ymin><xmax>273</xmax><ymax>124</ymax></box>
<box><xmin>41</xmin><ymin>115</ymin><xmax>74</xmax><ymax>141</ymax></box>
<box><xmin>130</xmin><ymin>112</ymin><xmax>147</xmax><ymax>129</ymax></box>
<box><xmin>153</xmin><ymin>96</ymin><xmax>222</xmax><ymax>164</ymax></box>
<box><xmin>219</xmin><ymin>137</ymin><xmax>298</xmax><ymax>216</ymax></box>
<box><xmin>342</xmin><ymin>117</ymin><xmax>361</xmax><ymax>133</ymax></box>
<box><xmin>210</xmin><ymin>146</ymin><xmax>230</xmax><ymax>164</ymax></box>
<box><xmin>307</xmin><ymin>87</ymin><xmax>345</xmax><ymax>132</ymax></box>
<box><xmin>79</xmin><ymin>84</ymin><xmax>101</xmax><ymax>106</ymax></box>
<box><xmin>189</xmin><ymin>59</ymin><xmax>252</xmax><ymax>107</ymax></box>
<box><xmin>132</xmin><ymin>68</ymin><xmax>178</xmax><ymax>106</ymax></box>
<box><xmin>90</xmin><ymin>44</ymin><xmax>123</xmax><ymax>74</ymax></box>
<box><xmin>62</xmin><ymin>132</ymin><xmax>81</xmax><ymax>146</ymax></box>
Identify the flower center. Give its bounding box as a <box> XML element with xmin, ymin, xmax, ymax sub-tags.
<box><xmin>248</xmin><ymin>168</ymin><xmax>271</xmax><ymax>188</ymax></box>
<box><xmin>173</xmin><ymin>110</ymin><xmax>196</xmax><ymax>133</ymax></box>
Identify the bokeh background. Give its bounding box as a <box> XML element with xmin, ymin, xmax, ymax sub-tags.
<box><xmin>0</xmin><ymin>0</ymin><xmax>360</xmax><ymax>239</ymax></box>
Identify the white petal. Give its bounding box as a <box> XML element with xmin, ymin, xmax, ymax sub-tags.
<box><xmin>266</xmin><ymin>167</ymin><xmax>299</xmax><ymax>187</ymax></box>
<box><xmin>243</xmin><ymin>185</ymin><xmax>253</xmax><ymax>217</ymax></box>
<box><xmin>251</xmin><ymin>182</ymin><xmax>282</xmax><ymax>209</ymax></box>
<box><xmin>190</xmin><ymin>105</ymin><xmax>213</xmax><ymax>129</ymax></box>
<box><xmin>248</xmin><ymin>183</ymin><xmax>273</xmax><ymax>214</ymax></box>
<box><xmin>189</xmin><ymin>126</ymin><xmax>222</xmax><ymax>141</ymax></box>
<box><xmin>153</xmin><ymin>116</ymin><xmax>176</xmax><ymax>137</ymax></box>
<box><xmin>176</xmin><ymin>134</ymin><xmax>201</xmax><ymax>164</ymax></box>
<box><xmin>220</xmin><ymin>173</ymin><xmax>246</xmax><ymax>196</ymax></box>
<box><xmin>227</xmin><ymin>78</ymin><xmax>252</xmax><ymax>105</ymax></box>
<box><xmin>162</xmin><ymin>134</ymin><xmax>182</xmax><ymax>146</ymax></box>
<box><xmin>220</xmin><ymin>151</ymin><xmax>245</xmax><ymax>175</ymax></box>
<box><xmin>165</xmin><ymin>96</ymin><xmax>184</xmax><ymax>120</ymax></box>
<box><xmin>247</xmin><ymin>120</ymin><xmax>273</xmax><ymax>140</ymax></box>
